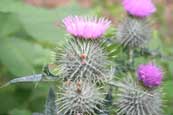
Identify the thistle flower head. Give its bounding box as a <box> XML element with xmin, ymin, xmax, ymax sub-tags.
<box><xmin>56</xmin><ymin>81</ymin><xmax>104</xmax><ymax>115</ymax></box>
<box><xmin>122</xmin><ymin>0</ymin><xmax>156</xmax><ymax>17</ymax></box>
<box><xmin>116</xmin><ymin>76</ymin><xmax>163</xmax><ymax>115</ymax></box>
<box><xmin>137</xmin><ymin>63</ymin><xmax>163</xmax><ymax>88</ymax></box>
<box><xmin>117</xmin><ymin>17</ymin><xmax>151</xmax><ymax>48</ymax></box>
<box><xmin>55</xmin><ymin>38</ymin><xmax>112</xmax><ymax>83</ymax></box>
<box><xmin>63</xmin><ymin>16</ymin><xmax>111</xmax><ymax>39</ymax></box>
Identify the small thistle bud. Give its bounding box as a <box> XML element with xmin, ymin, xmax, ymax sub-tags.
<box><xmin>80</xmin><ymin>53</ymin><xmax>87</xmax><ymax>59</ymax></box>
<box><xmin>117</xmin><ymin>17</ymin><xmax>151</xmax><ymax>48</ymax></box>
<box><xmin>56</xmin><ymin>81</ymin><xmax>104</xmax><ymax>115</ymax></box>
<box><xmin>65</xmin><ymin>80</ymin><xmax>71</xmax><ymax>86</ymax></box>
<box><xmin>55</xmin><ymin>38</ymin><xmax>112</xmax><ymax>83</ymax></box>
<box><xmin>122</xmin><ymin>0</ymin><xmax>156</xmax><ymax>17</ymax></box>
<box><xmin>137</xmin><ymin>63</ymin><xmax>163</xmax><ymax>88</ymax></box>
<box><xmin>63</xmin><ymin>16</ymin><xmax>111</xmax><ymax>39</ymax></box>
<box><xmin>116</xmin><ymin>77</ymin><xmax>163</xmax><ymax>115</ymax></box>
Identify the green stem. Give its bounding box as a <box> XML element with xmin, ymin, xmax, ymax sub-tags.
<box><xmin>128</xmin><ymin>49</ymin><xmax>134</xmax><ymax>64</ymax></box>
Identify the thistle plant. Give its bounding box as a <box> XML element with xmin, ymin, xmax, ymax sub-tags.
<box><xmin>117</xmin><ymin>0</ymin><xmax>156</xmax><ymax>49</ymax></box>
<box><xmin>53</xmin><ymin>16</ymin><xmax>112</xmax><ymax>115</ymax></box>
<box><xmin>113</xmin><ymin>0</ymin><xmax>164</xmax><ymax>115</ymax></box>
<box><xmin>2</xmin><ymin>0</ymin><xmax>168</xmax><ymax>115</ymax></box>
<box><xmin>55</xmin><ymin>16</ymin><xmax>112</xmax><ymax>83</ymax></box>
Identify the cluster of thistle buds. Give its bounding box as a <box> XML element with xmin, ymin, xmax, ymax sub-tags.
<box><xmin>54</xmin><ymin>0</ymin><xmax>164</xmax><ymax>114</ymax></box>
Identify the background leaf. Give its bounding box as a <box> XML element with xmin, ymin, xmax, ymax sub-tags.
<box><xmin>0</xmin><ymin>38</ymin><xmax>35</xmax><ymax>76</ymax></box>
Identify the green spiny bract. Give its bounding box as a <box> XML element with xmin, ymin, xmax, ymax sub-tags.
<box><xmin>55</xmin><ymin>38</ymin><xmax>112</xmax><ymax>83</ymax></box>
<box><xmin>115</xmin><ymin>76</ymin><xmax>163</xmax><ymax>115</ymax></box>
<box><xmin>56</xmin><ymin>81</ymin><xmax>104</xmax><ymax>115</ymax></box>
<box><xmin>117</xmin><ymin>16</ymin><xmax>151</xmax><ymax>48</ymax></box>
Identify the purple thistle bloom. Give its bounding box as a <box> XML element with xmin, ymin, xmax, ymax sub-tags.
<box><xmin>122</xmin><ymin>0</ymin><xmax>156</xmax><ymax>17</ymax></box>
<box><xmin>137</xmin><ymin>63</ymin><xmax>163</xmax><ymax>88</ymax></box>
<box><xmin>63</xmin><ymin>16</ymin><xmax>111</xmax><ymax>39</ymax></box>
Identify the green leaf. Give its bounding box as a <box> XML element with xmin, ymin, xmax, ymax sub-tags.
<box><xmin>0</xmin><ymin>38</ymin><xmax>35</xmax><ymax>76</ymax></box>
<box><xmin>163</xmin><ymin>80</ymin><xmax>173</xmax><ymax>114</ymax></box>
<box><xmin>0</xmin><ymin>0</ymin><xmax>90</xmax><ymax>43</ymax></box>
<box><xmin>1</xmin><ymin>74</ymin><xmax>59</xmax><ymax>88</ymax></box>
<box><xmin>149</xmin><ymin>30</ymin><xmax>164</xmax><ymax>53</ymax></box>
<box><xmin>17</xmin><ymin>7</ymin><xmax>65</xmax><ymax>43</ymax></box>
<box><xmin>0</xmin><ymin>0</ymin><xmax>24</xmax><ymax>13</ymax></box>
<box><xmin>9</xmin><ymin>109</ymin><xmax>31</xmax><ymax>115</ymax></box>
<box><xmin>0</xmin><ymin>0</ymin><xmax>92</xmax><ymax>46</ymax></box>
<box><xmin>0</xmin><ymin>12</ymin><xmax>21</xmax><ymax>37</ymax></box>
<box><xmin>15</xmin><ymin>2</ymin><xmax>90</xmax><ymax>43</ymax></box>
<box><xmin>0</xmin><ymin>38</ymin><xmax>51</xmax><ymax>76</ymax></box>
<box><xmin>44</xmin><ymin>88</ymin><xmax>57</xmax><ymax>115</ymax></box>
<box><xmin>164</xmin><ymin>81</ymin><xmax>173</xmax><ymax>100</ymax></box>
<box><xmin>8</xmin><ymin>38</ymin><xmax>51</xmax><ymax>66</ymax></box>
<box><xmin>0</xmin><ymin>87</ymin><xmax>20</xmax><ymax>114</ymax></box>
<box><xmin>1</xmin><ymin>74</ymin><xmax>42</xmax><ymax>87</ymax></box>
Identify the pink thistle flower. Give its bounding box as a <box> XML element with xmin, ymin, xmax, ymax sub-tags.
<box><xmin>122</xmin><ymin>0</ymin><xmax>156</xmax><ymax>17</ymax></box>
<box><xmin>137</xmin><ymin>63</ymin><xmax>163</xmax><ymax>88</ymax></box>
<box><xmin>63</xmin><ymin>16</ymin><xmax>111</xmax><ymax>39</ymax></box>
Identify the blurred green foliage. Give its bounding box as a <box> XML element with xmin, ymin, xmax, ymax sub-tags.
<box><xmin>0</xmin><ymin>0</ymin><xmax>91</xmax><ymax>114</ymax></box>
<box><xmin>0</xmin><ymin>0</ymin><xmax>172</xmax><ymax>115</ymax></box>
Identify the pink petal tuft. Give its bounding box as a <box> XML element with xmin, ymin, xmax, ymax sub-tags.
<box><xmin>122</xmin><ymin>0</ymin><xmax>156</xmax><ymax>17</ymax></box>
<box><xmin>137</xmin><ymin>63</ymin><xmax>163</xmax><ymax>88</ymax></box>
<box><xmin>63</xmin><ymin>16</ymin><xmax>111</xmax><ymax>39</ymax></box>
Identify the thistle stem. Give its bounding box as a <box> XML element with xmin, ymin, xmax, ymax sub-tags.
<box><xmin>128</xmin><ymin>49</ymin><xmax>134</xmax><ymax>65</ymax></box>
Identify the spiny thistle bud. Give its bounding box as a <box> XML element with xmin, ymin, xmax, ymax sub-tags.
<box><xmin>63</xmin><ymin>16</ymin><xmax>111</xmax><ymax>39</ymax></box>
<box><xmin>56</xmin><ymin>81</ymin><xmax>104</xmax><ymax>115</ymax></box>
<box><xmin>117</xmin><ymin>17</ymin><xmax>151</xmax><ymax>48</ymax></box>
<box><xmin>137</xmin><ymin>63</ymin><xmax>163</xmax><ymax>88</ymax></box>
<box><xmin>116</xmin><ymin>76</ymin><xmax>163</xmax><ymax>115</ymax></box>
<box><xmin>55</xmin><ymin>38</ymin><xmax>112</xmax><ymax>83</ymax></box>
<box><xmin>122</xmin><ymin>0</ymin><xmax>156</xmax><ymax>17</ymax></box>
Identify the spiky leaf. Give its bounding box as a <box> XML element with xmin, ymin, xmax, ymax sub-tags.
<box><xmin>1</xmin><ymin>74</ymin><xmax>59</xmax><ymax>88</ymax></box>
<box><xmin>44</xmin><ymin>88</ymin><xmax>57</xmax><ymax>115</ymax></box>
